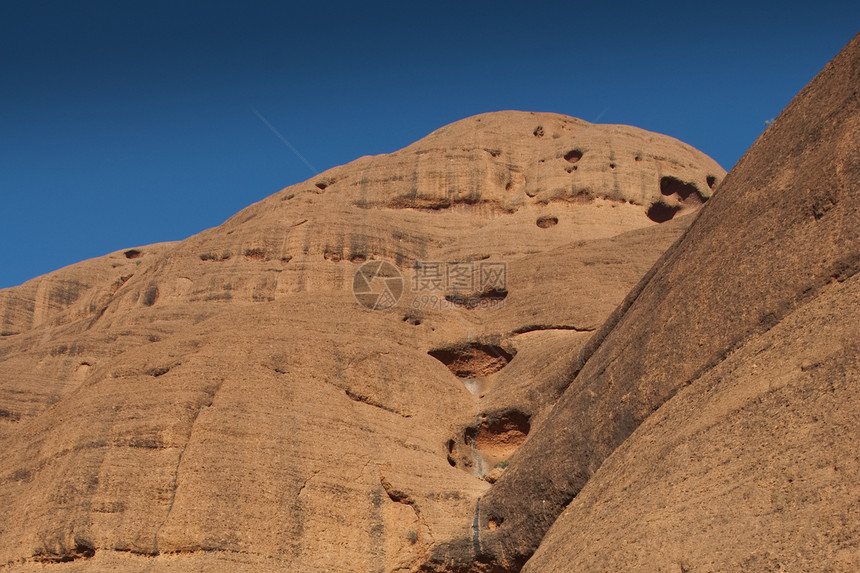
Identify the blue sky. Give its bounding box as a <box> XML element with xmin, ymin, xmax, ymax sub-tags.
<box><xmin>1</xmin><ymin>1</ymin><xmax>857</xmax><ymax>288</ymax></box>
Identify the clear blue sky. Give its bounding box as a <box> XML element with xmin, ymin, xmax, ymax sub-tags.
<box><xmin>1</xmin><ymin>1</ymin><xmax>857</xmax><ymax>288</ymax></box>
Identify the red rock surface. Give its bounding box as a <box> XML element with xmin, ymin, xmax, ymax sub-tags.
<box><xmin>0</xmin><ymin>112</ymin><xmax>722</xmax><ymax>571</ymax></box>
<box><xmin>521</xmin><ymin>32</ymin><xmax>859</xmax><ymax>573</ymax></box>
<box><xmin>426</xmin><ymin>32</ymin><xmax>858</xmax><ymax>573</ymax></box>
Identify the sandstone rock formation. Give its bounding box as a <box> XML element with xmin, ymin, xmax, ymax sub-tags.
<box><xmin>427</xmin><ymin>33</ymin><xmax>859</xmax><ymax>572</ymax></box>
<box><xmin>4</xmin><ymin>32</ymin><xmax>856</xmax><ymax>571</ymax></box>
<box><xmin>0</xmin><ymin>112</ymin><xmax>723</xmax><ymax>571</ymax></box>
<box><xmin>522</xmin><ymin>34</ymin><xmax>859</xmax><ymax>572</ymax></box>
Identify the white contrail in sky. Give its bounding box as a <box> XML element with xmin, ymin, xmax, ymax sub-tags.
<box><xmin>251</xmin><ymin>106</ymin><xmax>318</xmax><ymax>175</ymax></box>
<box><xmin>593</xmin><ymin>107</ymin><xmax>610</xmax><ymax>122</ymax></box>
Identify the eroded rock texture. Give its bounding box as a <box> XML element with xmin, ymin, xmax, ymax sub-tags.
<box><xmin>426</xmin><ymin>33</ymin><xmax>859</xmax><ymax>573</ymax></box>
<box><xmin>521</xmin><ymin>33</ymin><xmax>859</xmax><ymax>573</ymax></box>
<box><xmin>0</xmin><ymin>111</ymin><xmax>723</xmax><ymax>572</ymax></box>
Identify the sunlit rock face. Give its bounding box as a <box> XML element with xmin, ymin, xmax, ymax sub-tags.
<box><xmin>0</xmin><ymin>110</ymin><xmax>726</xmax><ymax>572</ymax></box>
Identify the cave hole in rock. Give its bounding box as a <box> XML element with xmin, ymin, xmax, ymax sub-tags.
<box><xmin>428</xmin><ymin>343</ymin><xmax>515</xmax><ymax>378</ymax></box>
<box><xmin>707</xmin><ymin>174</ymin><xmax>718</xmax><ymax>189</ymax></box>
<box><xmin>123</xmin><ymin>249</ymin><xmax>142</xmax><ymax>259</ymax></box>
<box><xmin>646</xmin><ymin>201</ymin><xmax>682</xmax><ymax>223</ymax></box>
<box><xmin>467</xmin><ymin>410</ymin><xmax>531</xmax><ymax>461</ymax></box>
<box><xmin>536</xmin><ymin>216</ymin><xmax>558</xmax><ymax>229</ymax></box>
<box><xmin>323</xmin><ymin>249</ymin><xmax>342</xmax><ymax>262</ymax></box>
<box><xmin>660</xmin><ymin>176</ymin><xmax>706</xmax><ymax>203</ymax></box>
<box><xmin>563</xmin><ymin>149</ymin><xmax>584</xmax><ymax>164</ymax></box>
<box><xmin>147</xmin><ymin>364</ymin><xmax>173</xmax><ymax>377</ymax></box>
<box><xmin>444</xmin><ymin>285</ymin><xmax>508</xmax><ymax>309</ymax></box>
<box><xmin>36</xmin><ymin>540</ymin><xmax>95</xmax><ymax>563</ymax></box>
<box><xmin>244</xmin><ymin>248</ymin><xmax>266</xmax><ymax>261</ymax></box>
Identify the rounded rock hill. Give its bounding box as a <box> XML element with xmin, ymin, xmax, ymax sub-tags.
<box><xmin>0</xmin><ymin>111</ymin><xmax>724</xmax><ymax>572</ymax></box>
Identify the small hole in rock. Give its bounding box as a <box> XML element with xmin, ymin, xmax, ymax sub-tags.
<box><xmin>444</xmin><ymin>287</ymin><xmax>507</xmax><ymax>309</ymax></box>
<box><xmin>124</xmin><ymin>249</ymin><xmax>142</xmax><ymax>259</ymax></box>
<box><xmin>147</xmin><ymin>365</ymin><xmax>172</xmax><ymax>377</ymax></box>
<box><xmin>646</xmin><ymin>201</ymin><xmax>682</xmax><ymax>223</ymax></box>
<box><xmin>467</xmin><ymin>410</ymin><xmax>531</xmax><ymax>460</ymax></box>
<box><xmin>533</xmin><ymin>126</ymin><xmax>544</xmax><ymax>137</ymax></box>
<box><xmin>563</xmin><ymin>149</ymin><xmax>583</xmax><ymax>164</ymax></box>
<box><xmin>707</xmin><ymin>175</ymin><xmax>717</xmax><ymax>189</ymax></box>
<box><xmin>536</xmin><ymin>216</ymin><xmax>558</xmax><ymax>229</ymax></box>
<box><xmin>660</xmin><ymin>176</ymin><xmax>703</xmax><ymax>201</ymax></box>
<box><xmin>315</xmin><ymin>182</ymin><xmax>328</xmax><ymax>190</ymax></box>
<box><xmin>244</xmin><ymin>248</ymin><xmax>266</xmax><ymax>261</ymax></box>
<box><xmin>428</xmin><ymin>343</ymin><xmax>515</xmax><ymax>378</ymax></box>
